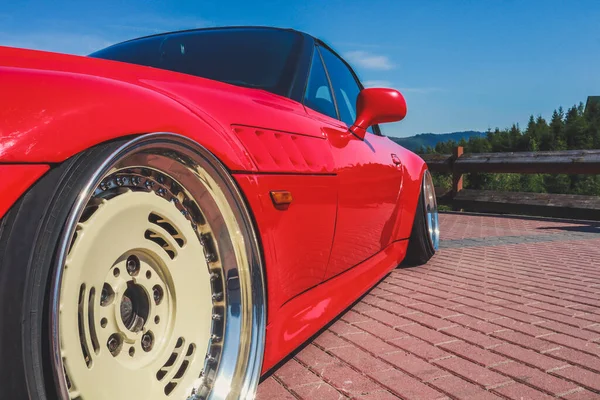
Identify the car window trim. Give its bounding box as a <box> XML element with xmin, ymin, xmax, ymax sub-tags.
<box><xmin>315</xmin><ymin>41</ymin><xmax>383</xmax><ymax>136</ymax></box>
<box><xmin>316</xmin><ymin>46</ymin><xmax>341</xmax><ymax>121</ymax></box>
<box><xmin>289</xmin><ymin>33</ymin><xmax>316</xmax><ymax>102</ymax></box>
<box><xmin>301</xmin><ymin>44</ymin><xmax>340</xmax><ymax>120</ymax></box>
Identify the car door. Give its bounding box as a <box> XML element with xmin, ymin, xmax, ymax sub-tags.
<box><xmin>131</xmin><ymin>29</ymin><xmax>342</xmax><ymax>308</ymax></box>
<box><xmin>303</xmin><ymin>45</ymin><xmax>404</xmax><ymax>280</ymax></box>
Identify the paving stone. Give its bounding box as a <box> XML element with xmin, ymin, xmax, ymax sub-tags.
<box><xmin>257</xmin><ymin>214</ymin><xmax>600</xmax><ymax>400</ymax></box>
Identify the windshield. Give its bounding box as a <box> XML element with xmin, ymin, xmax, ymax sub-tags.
<box><xmin>90</xmin><ymin>28</ymin><xmax>303</xmax><ymax>96</ymax></box>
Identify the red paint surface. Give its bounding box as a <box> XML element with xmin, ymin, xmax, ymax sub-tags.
<box><xmin>0</xmin><ymin>46</ymin><xmax>428</xmax><ymax>375</ymax></box>
<box><xmin>235</xmin><ymin>174</ymin><xmax>337</xmax><ymax>319</ymax></box>
<box><xmin>325</xmin><ymin>131</ymin><xmax>405</xmax><ymax>279</ymax></box>
<box><xmin>0</xmin><ymin>164</ymin><xmax>49</xmax><ymax>219</ymax></box>
<box><xmin>261</xmin><ymin>239</ymin><xmax>408</xmax><ymax>373</ymax></box>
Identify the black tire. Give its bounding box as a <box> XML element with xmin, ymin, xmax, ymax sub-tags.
<box><xmin>0</xmin><ymin>134</ymin><xmax>267</xmax><ymax>400</ymax></box>
<box><xmin>0</xmin><ymin>140</ymin><xmax>125</xmax><ymax>399</ymax></box>
<box><xmin>404</xmin><ymin>187</ymin><xmax>436</xmax><ymax>266</ymax></box>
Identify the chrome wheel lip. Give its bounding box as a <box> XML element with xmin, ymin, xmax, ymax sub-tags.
<box><xmin>422</xmin><ymin>170</ymin><xmax>440</xmax><ymax>251</ymax></box>
<box><xmin>50</xmin><ymin>133</ymin><xmax>266</xmax><ymax>400</ymax></box>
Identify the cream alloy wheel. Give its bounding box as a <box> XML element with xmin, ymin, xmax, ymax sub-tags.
<box><xmin>60</xmin><ymin>187</ymin><xmax>214</xmax><ymax>399</ymax></box>
<box><xmin>0</xmin><ymin>134</ymin><xmax>265</xmax><ymax>400</ymax></box>
<box><xmin>52</xmin><ymin>135</ymin><xmax>266</xmax><ymax>400</ymax></box>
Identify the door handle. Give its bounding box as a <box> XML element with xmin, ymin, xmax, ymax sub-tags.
<box><xmin>391</xmin><ymin>154</ymin><xmax>402</xmax><ymax>165</ymax></box>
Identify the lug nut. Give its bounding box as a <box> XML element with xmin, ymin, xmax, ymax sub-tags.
<box><xmin>141</xmin><ymin>332</ymin><xmax>154</xmax><ymax>352</ymax></box>
<box><xmin>126</xmin><ymin>255</ymin><xmax>140</xmax><ymax>276</ymax></box>
<box><xmin>107</xmin><ymin>334</ymin><xmax>121</xmax><ymax>354</ymax></box>
<box><xmin>152</xmin><ymin>285</ymin><xmax>163</xmax><ymax>305</ymax></box>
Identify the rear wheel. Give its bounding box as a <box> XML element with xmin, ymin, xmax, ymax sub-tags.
<box><xmin>0</xmin><ymin>134</ymin><xmax>266</xmax><ymax>400</ymax></box>
<box><xmin>404</xmin><ymin>170</ymin><xmax>439</xmax><ymax>265</ymax></box>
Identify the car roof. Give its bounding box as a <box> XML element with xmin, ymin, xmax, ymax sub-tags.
<box><xmin>114</xmin><ymin>25</ymin><xmax>316</xmax><ymax>46</ymax></box>
<box><xmin>108</xmin><ymin>25</ymin><xmax>348</xmax><ymax>79</ymax></box>
<box><xmin>98</xmin><ymin>25</ymin><xmax>349</xmax><ymax>81</ymax></box>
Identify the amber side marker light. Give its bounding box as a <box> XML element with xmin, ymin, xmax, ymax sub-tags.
<box><xmin>270</xmin><ymin>191</ymin><xmax>293</xmax><ymax>209</ymax></box>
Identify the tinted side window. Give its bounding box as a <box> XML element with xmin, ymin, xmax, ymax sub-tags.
<box><xmin>318</xmin><ymin>46</ymin><xmax>361</xmax><ymax>127</ymax></box>
<box><xmin>303</xmin><ymin>49</ymin><xmax>338</xmax><ymax>120</ymax></box>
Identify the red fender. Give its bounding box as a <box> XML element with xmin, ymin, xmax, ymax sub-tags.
<box><xmin>0</xmin><ymin>54</ymin><xmax>255</xmax><ymax>172</ymax></box>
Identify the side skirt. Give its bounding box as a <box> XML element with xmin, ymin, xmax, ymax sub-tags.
<box><xmin>261</xmin><ymin>239</ymin><xmax>408</xmax><ymax>373</ymax></box>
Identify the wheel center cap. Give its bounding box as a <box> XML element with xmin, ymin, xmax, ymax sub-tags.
<box><xmin>120</xmin><ymin>283</ymin><xmax>150</xmax><ymax>332</ymax></box>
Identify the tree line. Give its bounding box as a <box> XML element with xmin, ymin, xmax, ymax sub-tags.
<box><xmin>417</xmin><ymin>99</ymin><xmax>600</xmax><ymax>196</ymax></box>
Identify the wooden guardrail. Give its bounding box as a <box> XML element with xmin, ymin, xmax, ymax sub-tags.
<box><xmin>421</xmin><ymin>147</ymin><xmax>600</xmax><ymax>220</ymax></box>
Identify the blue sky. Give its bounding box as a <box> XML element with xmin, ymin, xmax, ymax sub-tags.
<box><xmin>1</xmin><ymin>0</ymin><xmax>600</xmax><ymax>137</ymax></box>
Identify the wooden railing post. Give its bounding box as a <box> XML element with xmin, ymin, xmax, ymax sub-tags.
<box><xmin>452</xmin><ymin>146</ymin><xmax>464</xmax><ymax>198</ymax></box>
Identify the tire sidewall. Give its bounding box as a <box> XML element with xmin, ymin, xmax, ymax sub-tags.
<box><xmin>0</xmin><ymin>142</ymin><xmax>126</xmax><ymax>400</ymax></box>
<box><xmin>403</xmin><ymin>177</ymin><xmax>436</xmax><ymax>266</ymax></box>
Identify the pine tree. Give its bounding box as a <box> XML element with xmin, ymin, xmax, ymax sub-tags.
<box><xmin>584</xmin><ymin>100</ymin><xmax>600</xmax><ymax>148</ymax></box>
<box><xmin>524</xmin><ymin>115</ymin><xmax>538</xmax><ymax>151</ymax></box>
<box><xmin>564</xmin><ymin>105</ymin><xmax>589</xmax><ymax>149</ymax></box>
<box><xmin>534</xmin><ymin>116</ymin><xmax>551</xmax><ymax>150</ymax></box>
<box><xmin>549</xmin><ymin>107</ymin><xmax>565</xmax><ymax>150</ymax></box>
<box><xmin>509</xmin><ymin>124</ymin><xmax>521</xmax><ymax>149</ymax></box>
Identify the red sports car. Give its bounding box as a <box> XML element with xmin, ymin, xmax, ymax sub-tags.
<box><xmin>0</xmin><ymin>26</ymin><xmax>439</xmax><ymax>399</ymax></box>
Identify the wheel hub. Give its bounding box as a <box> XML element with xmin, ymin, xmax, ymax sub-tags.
<box><xmin>119</xmin><ymin>283</ymin><xmax>149</xmax><ymax>333</ymax></box>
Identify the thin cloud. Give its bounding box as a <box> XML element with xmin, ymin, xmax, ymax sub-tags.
<box><xmin>336</xmin><ymin>41</ymin><xmax>404</xmax><ymax>50</ymax></box>
<box><xmin>109</xmin><ymin>15</ymin><xmax>212</xmax><ymax>35</ymax></box>
<box><xmin>0</xmin><ymin>31</ymin><xmax>112</xmax><ymax>55</ymax></box>
<box><xmin>0</xmin><ymin>14</ymin><xmax>212</xmax><ymax>56</ymax></box>
<box><xmin>345</xmin><ymin>50</ymin><xmax>394</xmax><ymax>71</ymax></box>
<box><xmin>398</xmin><ymin>87</ymin><xmax>443</xmax><ymax>94</ymax></box>
<box><xmin>363</xmin><ymin>80</ymin><xmax>394</xmax><ymax>88</ymax></box>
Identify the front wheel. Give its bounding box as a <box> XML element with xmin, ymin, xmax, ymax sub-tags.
<box><xmin>404</xmin><ymin>170</ymin><xmax>439</xmax><ymax>265</ymax></box>
<box><xmin>0</xmin><ymin>134</ymin><xmax>266</xmax><ymax>400</ymax></box>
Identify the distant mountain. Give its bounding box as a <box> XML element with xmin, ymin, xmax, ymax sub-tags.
<box><xmin>388</xmin><ymin>131</ymin><xmax>486</xmax><ymax>151</ymax></box>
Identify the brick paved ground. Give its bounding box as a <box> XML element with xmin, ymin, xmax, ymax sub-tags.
<box><xmin>257</xmin><ymin>212</ymin><xmax>600</xmax><ymax>399</ymax></box>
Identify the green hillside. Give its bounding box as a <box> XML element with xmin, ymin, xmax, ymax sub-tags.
<box><xmin>388</xmin><ymin>131</ymin><xmax>485</xmax><ymax>151</ymax></box>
